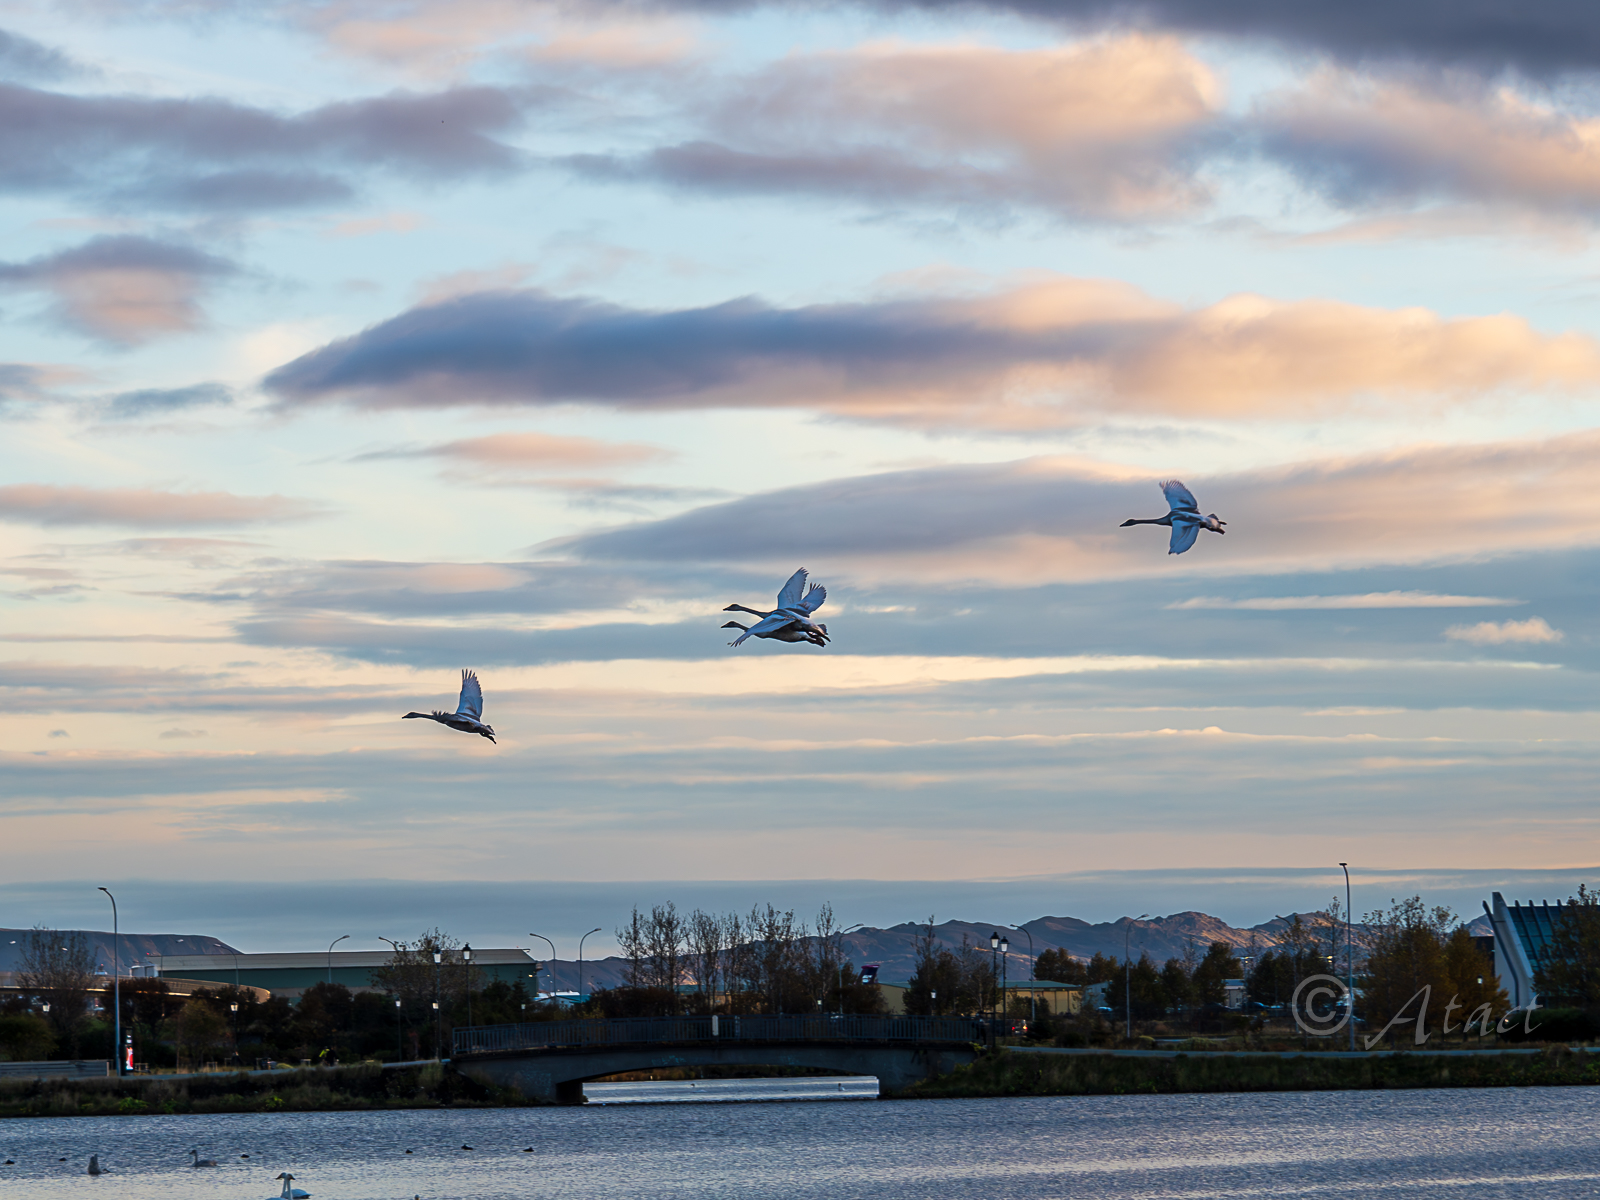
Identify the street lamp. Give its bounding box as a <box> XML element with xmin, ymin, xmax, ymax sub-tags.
<box><xmin>1340</xmin><ymin>862</ymin><xmax>1354</xmax><ymax>1052</ymax></box>
<box><xmin>578</xmin><ymin>928</ymin><xmax>602</xmax><ymax>1003</ymax></box>
<box><xmin>836</xmin><ymin>924</ymin><xmax>863</xmax><ymax>1016</ymax></box>
<box><xmin>327</xmin><ymin>935</ymin><xmax>349</xmax><ymax>985</ymax></box>
<box><xmin>528</xmin><ymin>933</ymin><xmax>556</xmax><ymax>1005</ymax></box>
<box><xmin>432</xmin><ymin>949</ymin><xmax>443</xmax><ymax>1058</ymax></box>
<box><xmin>394</xmin><ymin>998</ymin><xmax>403</xmax><ymax>1061</ymax></box>
<box><xmin>1125</xmin><ymin>914</ymin><xmax>1150</xmax><ymax>1042</ymax></box>
<box><xmin>463</xmin><ymin>944</ymin><xmax>474</xmax><ymax>1029</ymax></box>
<box><xmin>989</xmin><ymin>932</ymin><xmax>1002</xmax><ymax>1032</ymax></box>
<box><xmin>999</xmin><ymin>935</ymin><xmax>1010</xmax><ymax>1033</ymax></box>
<box><xmin>97</xmin><ymin>888</ymin><xmax>120</xmax><ymax>1076</ymax></box>
<box><xmin>1013</xmin><ymin>925</ymin><xmax>1035</xmax><ymax>1025</ymax></box>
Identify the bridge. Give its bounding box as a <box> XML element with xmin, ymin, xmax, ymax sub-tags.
<box><xmin>451</xmin><ymin>1014</ymin><xmax>983</xmax><ymax>1104</ymax></box>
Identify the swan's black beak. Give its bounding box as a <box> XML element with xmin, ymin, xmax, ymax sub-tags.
<box><xmin>1119</xmin><ymin>518</ymin><xmax>1137</xmax><ymax>527</ymax></box>
<box><xmin>722</xmin><ymin>604</ymin><xmax>740</xmax><ymax>611</ymax></box>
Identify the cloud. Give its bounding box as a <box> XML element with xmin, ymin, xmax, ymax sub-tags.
<box><xmin>0</xmin><ymin>236</ymin><xmax>236</xmax><ymax>346</ymax></box>
<box><xmin>262</xmin><ymin>274</ymin><xmax>1600</xmax><ymax>427</ymax></box>
<box><xmin>0</xmin><ymin>29</ymin><xmax>87</xmax><ymax>83</ymax></box>
<box><xmin>553</xmin><ymin>429</ymin><xmax>1600</xmax><ymax>583</ymax></box>
<box><xmin>837</xmin><ymin>0</ymin><xmax>1600</xmax><ymax>79</ymax></box>
<box><xmin>158</xmin><ymin>728</ymin><xmax>208</xmax><ymax>739</ymax></box>
<box><xmin>571</xmin><ymin>35</ymin><xmax>1223</xmax><ymax>220</ymax></box>
<box><xmin>0</xmin><ymin>485</ymin><xmax>323</xmax><ymax>528</ymax></box>
<box><xmin>1445</xmin><ymin>617</ymin><xmax>1564</xmax><ymax>645</ymax></box>
<box><xmin>0</xmin><ymin>81</ymin><xmax>536</xmax><ymax>211</ymax></box>
<box><xmin>47</xmin><ymin>729</ymin><xmax>68</xmax><ymax>738</ymax></box>
<box><xmin>1257</xmin><ymin>71</ymin><xmax>1600</xmax><ymax>216</ymax></box>
<box><xmin>1170</xmin><ymin>592</ymin><xmax>1523</xmax><ymax>610</ymax></box>
<box><xmin>103</xmin><ymin>382</ymin><xmax>234</xmax><ymax>419</ymax></box>
<box><xmin>360</xmin><ymin>430</ymin><xmax>669</xmax><ymax>475</ymax></box>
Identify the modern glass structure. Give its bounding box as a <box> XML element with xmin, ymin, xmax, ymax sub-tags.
<box><xmin>1482</xmin><ymin>892</ymin><xmax>1563</xmax><ymax>1010</ymax></box>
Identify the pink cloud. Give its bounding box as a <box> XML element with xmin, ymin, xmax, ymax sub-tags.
<box><xmin>0</xmin><ymin>485</ymin><xmax>323</xmax><ymax>528</ymax></box>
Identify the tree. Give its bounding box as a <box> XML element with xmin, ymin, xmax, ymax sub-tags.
<box><xmin>1536</xmin><ymin>885</ymin><xmax>1600</xmax><ymax>1008</ymax></box>
<box><xmin>1085</xmin><ymin>953</ymin><xmax>1121</xmax><ymax>985</ymax></box>
<box><xmin>0</xmin><ymin>1013</ymin><xmax>54</xmax><ymax>1061</ymax></box>
<box><xmin>168</xmin><ymin>1000</ymin><xmax>229</xmax><ymax>1068</ymax></box>
<box><xmin>1160</xmin><ymin>957</ymin><xmax>1193</xmax><ymax>1013</ymax></box>
<box><xmin>1033</xmin><ymin>948</ymin><xmax>1088</xmax><ymax>984</ymax></box>
<box><xmin>368</xmin><ymin>929</ymin><xmax>461</xmax><ymax>1057</ymax></box>
<box><xmin>1361</xmin><ymin>896</ymin><xmax>1457</xmax><ymax>1043</ymax></box>
<box><xmin>1192</xmin><ymin>942</ymin><xmax>1243</xmax><ymax>1006</ymax></box>
<box><xmin>16</xmin><ymin>926</ymin><xmax>94</xmax><ymax>1057</ymax></box>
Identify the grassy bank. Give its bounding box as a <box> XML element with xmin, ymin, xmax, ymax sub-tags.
<box><xmin>907</xmin><ymin>1047</ymin><xmax>1600</xmax><ymax>1099</ymax></box>
<box><xmin>0</xmin><ymin>1062</ymin><xmax>531</xmax><ymax>1118</ymax></box>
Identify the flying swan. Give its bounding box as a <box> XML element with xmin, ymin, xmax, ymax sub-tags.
<box><xmin>1120</xmin><ymin>480</ymin><xmax>1226</xmax><ymax>555</ymax></box>
<box><xmin>723</xmin><ymin>568</ymin><xmax>829</xmax><ymax>647</ymax></box>
<box><xmin>403</xmin><ymin>670</ymin><xmax>496</xmax><ymax>743</ymax></box>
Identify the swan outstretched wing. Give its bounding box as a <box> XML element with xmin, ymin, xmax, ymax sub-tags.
<box><xmin>800</xmin><ymin>582</ymin><xmax>826</xmax><ymax>613</ymax></box>
<box><xmin>746</xmin><ymin>612</ymin><xmax>798</xmax><ymax>638</ymax></box>
<box><xmin>1168</xmin><ymin>522</ymin><xmax>1200</xmax><ymax>555</ymax></box>
<box><xmin>1161</xmin><ymin>480</ymin><xmax>1199</xmax><ymax>513</ymax></box>
<box><xmin>455</xmin><ymin>669</ymin><xmax>484</xmax><ymax>720</ymax></box>
<box><xmin>776</xmin><ymin>568</ymin><xmax>808</xmax><ymax>610</ymax></box>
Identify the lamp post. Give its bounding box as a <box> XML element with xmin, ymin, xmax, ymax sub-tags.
<box><xmin>97</xmin><ymin>888</ymin><xmax>120</xmax><ymax>1076</ymax></box>
<box><xmin>1340</xmin><ymin>862</ymin><xmax>1354</xmax><ymax>1052</ymax></box>
<box><xmin>989</xmin><ymin>932</ymin><xmax>1001</xmax><ymax>1033</ymax></box>
<box><xmin>432</xmin><ymin>949</ymin><xmax>442</xmax><ymax>1058</ymax></box>
<box><xmin>230</xmin><ymin>1003</ymin><xmax>239</xmax><ymax>1065</ymax></box>
<box><xmin>327</xmin><ymin>935</ymin><xmax>349</xmax><ymax>985</ymax></box>
<box><xmin>394</xmin><ymin>998</ymin><xmax>403</xmax><ymax>1061</ymax></box>
<box><xmin>836</xmin><ymin>924</ymin><xmax>863</xmax><ymax>1015</ymax></box>
<box><xmin>1014</xmin><ymin>925</ymin><xmax>1035</xmax><ymax>1024</ymax></box>
<box><xmin>1125</xmin><ymin>914</ymin><xmax>1150</xmax><ymax>1042</ymax></box>
<box><xmin>578</xmin><ymin>928</ymin><xmax>602</xmax><ymax>1003</ymax></box>
<box><xmin>999</xmin><ymin>935</ymin><xmax>1010</xmax><ymax>1034</ymax></box>
<box><xmin>463</xmin><ymin>944</ymin><xmax>474</xmax><ymax>1029</ymax></box>
<box><xmin>528</xmin><ymin>934</ymin><xmax>556</xmax><ymax>1005</ymax></box>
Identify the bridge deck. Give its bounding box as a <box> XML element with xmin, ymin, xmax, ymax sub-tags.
<box><xmin>454</xmin><ymin>1014</ymin><xmax>982</xmax><ymax>1057</ymax></box>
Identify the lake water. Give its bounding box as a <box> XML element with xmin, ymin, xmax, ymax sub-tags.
<box><xmin>3</xmin><ymin>1083</ymin><xmax>1599</xmax><ymax>1199</ymax></box>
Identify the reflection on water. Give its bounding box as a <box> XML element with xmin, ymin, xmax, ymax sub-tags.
<box><xmin>584</xmin><ymin>1075</ymin><xmax>879</xmax><ymax>1104</ymax></box>
<box><xmin>3</xmin><ymin>1083</ymin><xmax>1599</xmax><ymax>1199</ymax></box>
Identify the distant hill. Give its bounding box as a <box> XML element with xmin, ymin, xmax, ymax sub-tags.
<box><xmin>830</xmin><ymin>912</ymin><xmax>1342</xmax><ymax>984</ymax></box>
<box><xmin>0</xmin><ymin>928</ymin><xmax>239</xmax><ymax>976</ymax></box>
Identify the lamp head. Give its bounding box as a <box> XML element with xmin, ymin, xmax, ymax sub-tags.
<box><xmin>990</xmin><ymin>932</ymin><xmax>1000</xmax><ymax>949</ymax></box>
<box><xmin>1001</xmin><ymin>938</ymin><xmax>1010</xmax><ymax>954</ymax></box>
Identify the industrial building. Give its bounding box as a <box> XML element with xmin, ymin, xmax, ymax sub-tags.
<box><xmin>153</xmin><ymin>948</ymin><xmax>539</xmax><ymax>1001</ymax></box>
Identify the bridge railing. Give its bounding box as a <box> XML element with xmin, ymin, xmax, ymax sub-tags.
<box><xmin>452</xmin><ymin>1014</ymin><xmax>982</xmax><ymax>1057</ymax></box>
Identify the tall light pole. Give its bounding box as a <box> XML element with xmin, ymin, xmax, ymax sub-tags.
<box><xmin>989</xmin><ymin>932</ymin><xmax>1001</xmax><ymax>1031</ymax></box>
<box><xmin>999</xmin><ymin>935</ymin><xmax>1010</xmax><ymax>1032</ymax></box>
<box><xmin>432</xmin><ymin>949</ymin><xmax>442</xmax><ymax>1057</ymax></box>
<box><xmin>528</xmin><ymin>934</ymin><xmax>556</xmax><ymax>1006</ymax></box>
<box><xmin>1014</xmin><ymin>925</ymin><xmax>1035</xmax><ymax>1024</ymax></box>
<box><xmin>1340</xmin><ymin>863</ymin><xmax>1354</xmax><ymax>1052</ymax></box>
<box><xmin>97</xmin><ymin>888</ymin><xmax>119</xmax><ymax>1075</ymax></box>
<box><xmin>463</xmin><ymin>944</ymin><xmax>474</xmax><ymax>1029</ymax></box>
<box><xmin>836</xmin><ymin>924</ymin><xmax>863</xmax><ymax>1015</ymax></box>
<box><xmin>327</xmin><ymin>934</ymin><xmax>349</xmax><ymax>985</ymax></box>
<box><xmin>578</xmin><ymin>928</ymin><xmax>602</xmax><ymax>1004</ymax></box>
<box><xmin>1125</xmin><ymin>914</ymin><xmax>1150</xmax><ymax>1042</ymax></box>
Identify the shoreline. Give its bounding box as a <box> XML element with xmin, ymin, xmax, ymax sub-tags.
<box><xmin>6</xmin><ymin>1046</ymin><xmax>1599</xmax><ymax>1116</ymax></box>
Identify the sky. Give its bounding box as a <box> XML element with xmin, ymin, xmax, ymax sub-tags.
<box><xmin>5</xmin><ymin>0</ymin><xmax>1600</xmax><ymax>951</ymax></box>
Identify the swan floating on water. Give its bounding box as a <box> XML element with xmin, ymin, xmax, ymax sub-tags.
<box><xmin>1120</xmin><ymin>480</ymin><xmax>1226</xmax><ymax>555</ymax></box>
<box><xmin>87</xmin><ymin>1154</ymin><xmax>102</xmax><ymax>1175</ymax></box>
<box><xmin>273</xmin><ymin>1171</ymin><xmax>311</xmax><ymax>1199</ymax></box>
<box><xmin>403</xmin><ymin>669</ymin><xmax>496</xmax><ymax>742</ymax></box>
<box><xmin>189</xmin><ymin>1149</ymin><xmax>218</xmax><ymax>1168</ymax></box>
<box><xmin>723</xmin><ymin>568</ymin><xmax>829</xmax><ymax>648</ymax></box>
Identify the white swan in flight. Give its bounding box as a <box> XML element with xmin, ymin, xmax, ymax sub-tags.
<box><xmin>723</xmin><ymin>568</ymin><xmax>830</xmax><ymax>647</ymax></box>
<box><xmin>403</xmin><ymin>670</ymin><xmax>496</xmax><ymax>742</ymax></box>
<box><xmin>1120</xmin><ymin>480</ymin><xmax>1226</xmax><ymax>555</ymax></box>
